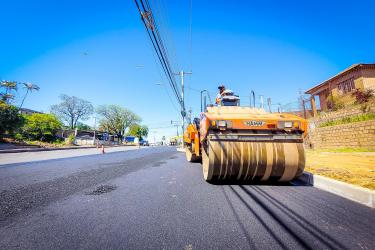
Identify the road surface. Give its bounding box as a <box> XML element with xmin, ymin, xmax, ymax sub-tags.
<box><xmin>0</xmin><ymin>147</ymin><xmax>374</xmax><ymax>249</ymax></box>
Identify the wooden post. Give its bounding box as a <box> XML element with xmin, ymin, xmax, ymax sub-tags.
<box><xmin>310</xmin><ymin>95</ymin><xmax>317</xmax><ymax>117</ymax></box>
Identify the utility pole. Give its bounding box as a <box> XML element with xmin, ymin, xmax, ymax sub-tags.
<box><xmin>93</xmin><ymin>116</ymin><xmax>97</xmax><ymax>144</ymax></box>
<box><xmin>302</xmin><ymin>99</ymin><xmax>307</xmax><ymax>119</ymax></box>
<box><xmin>188</xmin><ymin>107</ymin><xmax>192</xmax><ymax>124</ymax></box>
<box><xmin>171</xmin><ymin>120</ymin><xmax>181</xmax><ymax>144</ymax></box>
<box><xmin>175</xmin><ymin>70</ymin><xmax>192</xmax><ymax>144</ymax></box>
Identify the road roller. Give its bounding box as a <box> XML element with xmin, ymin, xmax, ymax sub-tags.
<box><xmin>183</xmin><ymin>90</ymin><xmax>308</xmax><ymax>183</ymax></box>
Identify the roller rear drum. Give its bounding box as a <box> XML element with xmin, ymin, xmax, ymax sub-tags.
<box><xmin>185</xmin><ymin>143</ymin><xmax>201</xmax><ymax>162</ymax></box>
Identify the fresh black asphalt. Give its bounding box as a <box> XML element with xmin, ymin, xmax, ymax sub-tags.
<box><xmin>0</xmin><ymin>147</ymin><xmax>374</xmax><ymax>249</ymax></box>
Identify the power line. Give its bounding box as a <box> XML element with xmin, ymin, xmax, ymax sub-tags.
<box><xmin>188</xmin><ymin>0</ymin><xmax>193</xmax><ymax>72</ymax></box>
<box><xmin>151</xmin><ymin>0</ymin><xmax>180</xmax><ymax>75</ymax></box>
<box><xmin>149</xmin><ymin>125</ymin><xmax>175</xmax><ymax>129</ymax></box>
<box><xmin>145</xmin><ymin>24</ymin><xmax>180</xmax><ymax>115</ymax></box>
<box><xmin>134</xmin><ymin>0</ymin><xmax>183</xmax><ymax>109</ymax></box>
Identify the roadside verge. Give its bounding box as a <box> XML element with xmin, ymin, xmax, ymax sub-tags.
<box><xmin>298</xmin><ymin>172</ymin><xmax>375</xmax><ymax>208</ymax></box>
<box><xmin>176</xmin><ymin>147</ymin><xmax>185</xmax><ymax>152</ymax></box>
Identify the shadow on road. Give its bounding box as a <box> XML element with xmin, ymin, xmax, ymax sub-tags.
<box><xmin>225</xmin><ymin>185</ymin><xmax>348</xmax><ymax>249</ymax></box>
<box><xmin>221</xmin><ymin>187</ymin><xmax>256</xmax><ymax>248</ymax></box>
<box><xmin>208</xmin><ymin>179</ymin><xmax>312</xmax><ymax>186</ymax></box>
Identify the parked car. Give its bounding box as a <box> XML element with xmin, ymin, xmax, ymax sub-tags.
<box><xmin>139</xmin><ymin>140</ymin><xmax>149</xmax><ymax>146</ymax></box>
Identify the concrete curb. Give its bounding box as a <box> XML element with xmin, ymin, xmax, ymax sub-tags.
<box><xmin>298</xmin><ymin>172</ymin><xmax>375</xmax><ymax>208</ymax></box>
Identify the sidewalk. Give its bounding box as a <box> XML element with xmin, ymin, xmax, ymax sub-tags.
<box><xmin>0</xmin><ymin>145</ymin><xmax>141</xmax><ymax>165</ymax></box>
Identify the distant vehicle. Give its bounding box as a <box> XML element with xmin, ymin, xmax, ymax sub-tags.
<box><xmin>125</xmin><ymin>136</ymin><xmax>136</xmax><ymax>143</ymax></box>
<box><xmin>139</xmin><ymin>140</ymin><xmax>149</xmax><ymax>146</ymax></box>
<box><xmin>169</xmin><ymin>138</ymin><xmax>177</xmax><ymax>146</ymax></box>
<box><xmin>125</xmin><ymin>136</ymin><xmax>139</xmax><ymax>144</ymax></box>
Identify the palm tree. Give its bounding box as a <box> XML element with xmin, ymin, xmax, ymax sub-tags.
<box><xmin>19</xmin><ymin>82</ymin><xmax>40</xmax><ymax>108</ymax></box>
<box><xmin>0</xmin><ymin>93</ymin><xmax>15</xmax><ymax>102</ymax></box>
<box><xmin>0</xmin><ymin>80</ymin><xmax>18</xmax><ymax>104</ymax></box>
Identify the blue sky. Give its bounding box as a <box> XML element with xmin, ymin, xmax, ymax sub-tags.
<box><xmin>1</xmin><ymin>0</ymin><xmax>374</xmax><ymax>140</ymax></box>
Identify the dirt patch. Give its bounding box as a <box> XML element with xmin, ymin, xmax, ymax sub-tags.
<box><xmin>305</xmin><ymin>150</ymin><xmax>375</xmax><ymax>190</ymax></box>
<box><xmin>87</xmin><ymin>185</ymin><xmax>117</xmax><ymax>195</ymax></box>
<box><xmin>169</xmin><ymin>156</ymin><xmax>178</xmax><ymax>159</ymax></box>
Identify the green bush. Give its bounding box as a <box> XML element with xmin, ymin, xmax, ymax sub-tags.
<box><xmin>21</xmin><ymin>113</ymin><xmax>62</xmax><ymax>142</ymax></box>
<box><xmin>352</xmin><ymin>88</ymin><xmax>374</xmax><ymax>104</ymax></box>
<box><xmin>326</xmin><ymin>95</ymin><xmax>345</xmax><ymax>111</ymax></box>
<box><xmin>319</xmin><ymin>113</ymin><xmax>375</xmax><ymax>127</ymax></box>
<box><xmin>0</xmin><ymin>101</ymin><xmax>24</xmax><ymax>135</ymax></box>
<box><xmin>14</xmin><ymin>133</ymin><xmax>24</xmax><ymax>141</ymax></box>
<box><xmin>66</xmin><ymin>134</ymin><xmax>76</xmax><ymax>145</ymax></box>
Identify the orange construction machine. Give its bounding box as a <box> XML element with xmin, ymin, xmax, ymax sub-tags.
<box><xmin>183</xmin><ymin>89</ymin><xmax>308</xmax><ymax>183</ymax></box>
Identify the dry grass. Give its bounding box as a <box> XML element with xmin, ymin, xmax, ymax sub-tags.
<box><xmin>305</xmin><ymin>149</ymin><xmax>375</xmax><ymax>190</ymax></box>
<box><xmin>2</xmin><ymin>137</ymin><xmax>70</xmax><ymax>148</ymax></box>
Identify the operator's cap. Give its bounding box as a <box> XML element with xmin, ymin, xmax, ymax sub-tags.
<box><xmin>218</xmin><ymin>84</ymin><xmax>225</xmax><ymax>89</ymax></box>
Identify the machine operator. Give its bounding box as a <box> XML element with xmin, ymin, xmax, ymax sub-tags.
<box><xmin>216</xmin><ymin>84</ymin><xmax>226</xmax><ymax>104</ymax></box>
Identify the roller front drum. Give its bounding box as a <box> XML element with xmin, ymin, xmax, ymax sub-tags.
<box><xmin>202</xmin><ymin>139</ymin><xmax>305</xmax><ymax>182</ymax></box>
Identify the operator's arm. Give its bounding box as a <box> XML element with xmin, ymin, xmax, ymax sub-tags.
<box><xmin>215</xmin><ymin>93</ymin><xmax>221</xmax><ymax>104</ymax></box>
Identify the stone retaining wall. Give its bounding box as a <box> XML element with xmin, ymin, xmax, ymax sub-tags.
<box><xmin>308</xmin><ymin>120</ymin><xmax>375</xmax><ymax>149</ymax></box>
<box><xmin>310</xmin><ymin>104</ymin><xmax>375</xmax><ymax>127</ymax></box>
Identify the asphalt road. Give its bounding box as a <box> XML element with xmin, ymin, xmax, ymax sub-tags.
<box><xmin>0</xmin><ymin>147</ymin><xmax>374</xmax><ymax>249</ymax></box>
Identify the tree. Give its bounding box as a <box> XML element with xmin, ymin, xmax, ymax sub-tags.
<box><xmin>19</xmin><ymin>82</ymin><xmax>40</xmax><ymax>109</ymax></box>
<box><xmin>0</xmin><ymin>101</ymin><xmax>24</xmax><ymax>135</ymax></box>
<box><xmin>96</xmin><ymin>105</ymin><xmax>141</xmax><ymax>141</ymax></box>
<box><xmin>21</xmin><ymin>113</ymin><xmax>62</xmax><ymax>142</ymax></box>
<box><xmin>51</xmin><ymin>94</ymin><xmax>94</xmax><ymax>129</ymax></box>
<box><xmin>128</xmin><ymin>124</ymin><xmax>149</xmax><ymax>140</ymax></box>
<box><xmin>76</xmin><ymin>122</ymin><xmax>91</xmax><ymax>131</ymax></box>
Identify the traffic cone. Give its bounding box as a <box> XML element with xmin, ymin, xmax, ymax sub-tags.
<box><xmin>101</xmin><ymin>145</ymin><xmax>105</xmax><ymax>154</ymax></box>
